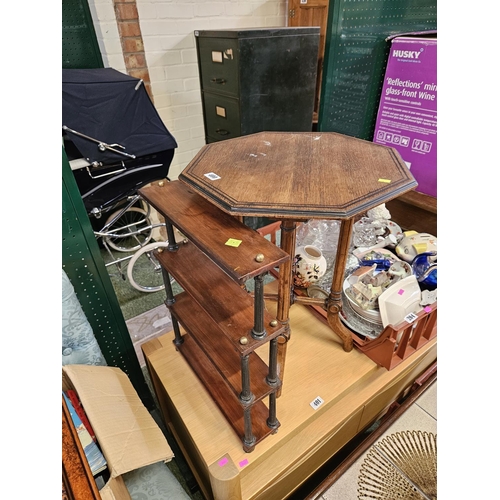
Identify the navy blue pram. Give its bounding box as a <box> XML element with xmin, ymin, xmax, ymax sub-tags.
<box><xmin>62</xmin><ymin>68</ymin><xmax>178</xmax><ymax>293</ymax></box>
<box><xmin>62</xmin><ymin>68</ymin><xmax>177</xmax><ymax>216</ymax></box>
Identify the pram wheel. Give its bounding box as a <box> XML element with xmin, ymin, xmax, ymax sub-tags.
<box><xmin>103</xmin><ymin>206</ymin><xmax>153</xmax><ymax>252</ymax></box>
<box><xmin>127</xmin><ymin>241</ymin><xmax>170</xmax><ymax>293</ymax></box>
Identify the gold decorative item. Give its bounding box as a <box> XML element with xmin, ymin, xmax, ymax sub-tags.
<box><xmin>357</xmin><ymin>430</ymin><xmax>437</xmax><ymax>500</ymax></box>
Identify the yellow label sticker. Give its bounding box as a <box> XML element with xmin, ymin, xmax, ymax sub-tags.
<box><xmin>225</xmin><ymin>238</ymin><xmax>242</xmax><ymax>247</ymax></box>
<box><xmin>378</xmin><ymin>178</ymin><xmax>391</xmax><ymax>183</ymax></box>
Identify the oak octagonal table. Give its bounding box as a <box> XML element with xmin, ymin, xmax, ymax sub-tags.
<box><xmin>179</xmin><ymin>131</ymin><xmax>417</xmax><ymax>388</ymax></box>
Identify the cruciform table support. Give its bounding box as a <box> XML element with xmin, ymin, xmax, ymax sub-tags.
<box><xmin>281</xmin><ymin>218</ymin><xmax>355</xmax><ymax>353</ymax></box>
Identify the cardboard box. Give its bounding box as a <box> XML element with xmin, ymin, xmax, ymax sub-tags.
<box><xmin>62</xmin><ymin>364</ymin><xmax>174</xmax><ymax>500</ymax></box>
<box><xmin>374</xmin><ymin>35</ymin><xmax>437</xmax><ymax>197</ymax></box>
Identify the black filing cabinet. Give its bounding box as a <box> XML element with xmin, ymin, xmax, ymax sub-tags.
<box><xmin>195</xmin><ymin>28</ymin><xmax>320</xmax><ymax>143</ymax></box>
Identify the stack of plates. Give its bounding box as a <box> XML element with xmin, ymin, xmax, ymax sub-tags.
<box><xmin>339</xmin><ymin>293</ymin><xmax>384</xmax><ymax>340</ymax></box>
<box><xmin>342</xmin><ymin>278</ymin><xmax>383</xmax><ymax>325</ymax></box>
<box><xmin>343</xmin><ymin>247</ymin><xmax>413</xmax><ymax>328</ymax></box>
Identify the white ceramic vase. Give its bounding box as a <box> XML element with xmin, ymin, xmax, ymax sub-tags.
<box><xmin>293</xmin><ymin>245</ymin><xmax>327</xmax><ymax>288</ymax></box>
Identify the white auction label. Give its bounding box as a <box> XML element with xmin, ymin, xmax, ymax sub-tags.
<box><xmin>310</xmin><ymin>396</ymin><xmax>324</xmax><ymax>410</ymax></box>
<box><xmin>204</xmin><ymin>172</ymin><xmax>221</xmax><ymax>180</ymax></box>
<box><xmin>404</xmin><ymin>312</ymin><xmax>418</xmax><ymax>324</ymax></box>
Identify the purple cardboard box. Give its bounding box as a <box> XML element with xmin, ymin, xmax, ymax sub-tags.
<box><xmin>374</xmin><ymin>35</ymin><xmax>437</xmax><ymax>197</ymax></box>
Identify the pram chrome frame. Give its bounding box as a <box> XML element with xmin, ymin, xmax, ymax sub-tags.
<box><xmin>63</xmin><ymin>67</ymin><xmax>178</xmax><ymax>293</ymax></box>
<box><xmin>68</xmin><ymin>155</ymin><xmax>171</xmax><ymax>293</ymax></box>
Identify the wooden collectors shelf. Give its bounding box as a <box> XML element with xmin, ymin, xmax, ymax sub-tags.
<box><xmin>139</xmin><ymin>179</ymin><xmax>290</xmax><ymax>452</ymax></box>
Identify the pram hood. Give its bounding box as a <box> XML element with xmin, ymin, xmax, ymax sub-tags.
<box><xmin>62</xmin><ymin>68</ymin><xmax>177</xmax><ymax>163</ymax></box>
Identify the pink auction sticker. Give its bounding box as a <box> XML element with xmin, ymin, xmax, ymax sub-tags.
<box><xmin>239</xmin><ymin>459</ymin><xmax>249</xmax><ymax>468</ymax></box>
<box><xmin>218</xmin><ymin>457</ymin><xmax>228</xmax><ymax>467</ymax></box>
<box><xmin>398</xmin><ymin>289</ymin><xmax>405</xmax><ymax>295</ymax></box>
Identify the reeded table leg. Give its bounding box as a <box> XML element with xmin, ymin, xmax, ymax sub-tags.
<box><xmin>327</xmin><ymin>218</ymin><xmax>354</xmax><ymax>352</ymax></box>
<box><xmin>275</xmin><ymin>219</ymin><xmax>296</xmax><ymax>396</ymax></box>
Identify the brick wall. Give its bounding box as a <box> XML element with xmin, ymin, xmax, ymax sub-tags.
<box><xmin>88</xmin><ymin>0</ymin><xmax>287</xmax><ymax>179</ymax></box>
<box><xmin>114</xmin><ymin>0</ymin><xmax>155</xmax><ymax>99</ymax></box>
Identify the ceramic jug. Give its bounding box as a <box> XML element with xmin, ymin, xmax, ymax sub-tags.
<box><xmin>293</xmin><ymin>245</ymin><xmax>327</xmax><ymax>288</ymax></box>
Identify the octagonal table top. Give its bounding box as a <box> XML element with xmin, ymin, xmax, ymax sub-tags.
<box><xmin>179</xmin><ymin>132</ymin><xmax>417</xmax><ymax>220</ymax></box>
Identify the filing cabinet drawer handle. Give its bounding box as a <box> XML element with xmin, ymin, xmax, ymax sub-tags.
<box><xmin>216</xmin><ymin>129</ymin><xmax>230</xmax><ymax>136</ymax></box>
<box><xmin>211</xmin><ymin>78</ymin><xmax>227</xmax><ymax>85</ymax></box>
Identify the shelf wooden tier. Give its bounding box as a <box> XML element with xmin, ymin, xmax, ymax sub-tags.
<box><xmin>171</xmin><ymin>301</ymin><xmax>279</xmax><ymax>447</ymax></box>
<box><xmin>142</xmin><ymin>289</ymin><xmax>437</xmax><ymax>500</ymax></box>
<box><xmin>170</xmin><ymin>292</ymin><xmax>278</xmax><ymax>402</ymax></box>
<box><xmin>154</xmin><ymin>241</ymin><xmax>286</xmax><ymax>355</ymax></box>
<box><xmin>139</xmin><ymin>180</ymin><xmax>289</xmax><ymax>282</ymax></box>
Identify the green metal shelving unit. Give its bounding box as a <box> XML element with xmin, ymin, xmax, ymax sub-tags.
<box><xmin>62</xmin><ymin>148</ymin><xmax>154</xmax><ymax>410</ymax></box>
<box><xmin>318</xmin><ymin>0</ymin><xmax>437</xmax><ymax>140</ymax></box>
<box><xmin>62</xmin><ymin>0</ymin><xmax>104</xmax><ymax>69</ymax></box>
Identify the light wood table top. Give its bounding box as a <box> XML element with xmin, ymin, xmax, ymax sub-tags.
<box><xmin>143</xmin><ymin>294</ymin><xmax>436</xmax><ymax>500</ymax></box>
